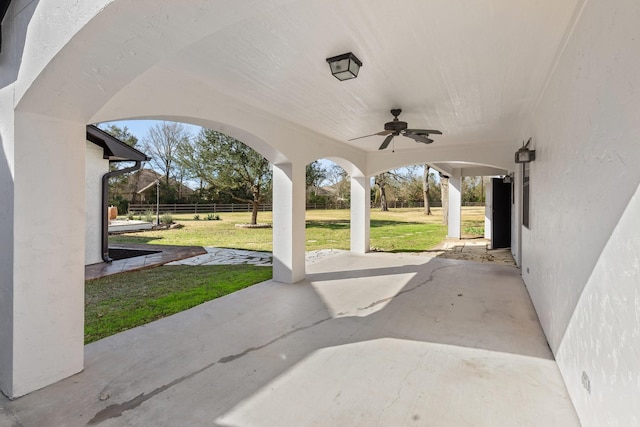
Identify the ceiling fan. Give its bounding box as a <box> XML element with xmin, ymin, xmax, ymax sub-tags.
<box><xmin>349</xmin><ymin>109</ymin><xmax>442</xmax><ymax>150</ymax></box>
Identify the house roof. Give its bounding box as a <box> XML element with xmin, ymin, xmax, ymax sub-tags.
<box><xmin>128</xmin><ymin>169</ymin><xmax>194</xmax><ymax>194</ymax></box>
<box><xmin>86</xmin><ymin>125</ymin><xmax>151</xmax><ymax>162</ymax></box>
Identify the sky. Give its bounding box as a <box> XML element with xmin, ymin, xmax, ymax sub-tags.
<box><xmin>99</xmin><ymin>119</ymin><xmax>202</xmax><ymax>143</ymax></box>
<box><xmin>100</xmin><ymin>118</ymin><xmax>341</xmax><ymax>169</ymax></box>
<box><xmin>98</xmin><ymin>119</ymin><xmax>430</xmax><ymax>186</ymax></box>
<box><xmin>99</xmin><ymin>119</ymin><xmax>341</xmax><ymax>187</ymax></box>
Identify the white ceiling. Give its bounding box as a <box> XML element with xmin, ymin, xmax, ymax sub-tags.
<box><xmin>16</xmin><ymin>0</ymin><xmax>582</xmax><ymax>171</ymax></box>
<box><xmin>158</xmin><ymin>0</ymin><xmax>581</xmax><ymax>152</ymax></box>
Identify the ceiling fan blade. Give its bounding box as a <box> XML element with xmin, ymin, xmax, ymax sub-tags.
<box><xmin>379</xmin><ymin>134</ymin><xmax>394</xmax><ymax>150</ymax></box>
<box><xmin>405</xmin><ymin>134</ymin><xmax>434</xmax><ymax>144</ymax></box>
<box><xmin>405</xmin><ymin>129</ymin><xmax>442</xmax><ymax>135</ymax></box>
<box><xmin>348</xmin><ymin>130</ymin><xmax>392</xmax><ymax>141</ymax></box>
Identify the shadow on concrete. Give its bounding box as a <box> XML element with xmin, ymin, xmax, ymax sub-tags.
<box><xmin>0</xmin><ymin>252</ymin><xmax>577</xmax><ymax>427</ymax></box>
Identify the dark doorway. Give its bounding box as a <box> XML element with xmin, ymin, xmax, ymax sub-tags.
<box><xmin>491</xmin><ymin>178</ymin><xmax>511</xmax><ymax>249</ymax></box>
<box><xmin>108</xmin><ymin>248</ymin><xmax>161</xmax><ymax>261</ymax></box>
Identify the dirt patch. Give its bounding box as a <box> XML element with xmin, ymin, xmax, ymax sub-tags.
<box><xmin>432</xmin><ymin>238</ymin><xmax>516</xmax><ymax>265</ymax></box>
<box><xmin>234</xmin><ymin>223</ymin><xmax>272</xmax><ymax>229</ymax></box>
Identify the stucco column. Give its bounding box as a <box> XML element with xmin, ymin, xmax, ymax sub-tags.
<box><xmin>484</xmin><ymin>179</ymin><xmax>493</xmax><ymax>240</ymax></box>
<box><xmin>350</xmin><ymin>175</ymin><xmax>370</xmax><ymax>254</ymax></box>
<box><xmin>0</xmin><ymin>113</ymin><xmax>85</xmax><ymax>398</ymax></box>
<box><xmin>272</xmin><ymin>162</ymin><xmax>306</xmax><ymax>283</ymax></box>
<box><xmin>447</xmin><ymin>172</ymin><xmax>462</xmax><ymax>239</ymax></box>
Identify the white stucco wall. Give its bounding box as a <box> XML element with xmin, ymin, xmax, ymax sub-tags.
<box><xmin>85</xmin><ymin>141</ymin><xmax>107</xmax><ymax>265</ymax></box>
<box><xmin>556</xmin><ymin>183</ymin><xmax>640</xmax><ymax>426</ymax></box>
<box><xmin>0</xmin><ymin>0</ymin><xmax>33</xmax><ymax>396</ymax></box>
<box><xmin>0</xmin><ymin>78</ymin><xmax>15</xmax><ymax>401</ymax></box>
<box><xmin>2</xmin><ymin>0</ymin><xmax>89</xmax><ymax>390</ymax></box>
<box><xmin>522</xmin><ymin>0</ymin><xmax>640</xmax><ymax>424</ymax></box>
<box><xmin>8</xmin><ymin>114</ymin><xmax>86</xmax><ymax>398</ymax></box>
<box><xmin>484</xmin><ymin>180</ymin><xmax>492</xmax><ymax>241</ymax></box>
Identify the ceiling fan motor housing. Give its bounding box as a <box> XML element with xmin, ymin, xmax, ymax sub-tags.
<box><xmin>385</xmin><ymin>108</ymin><xmax>407</xmax><ymax>132</ymax></box>
<box><xmin>384</xmin><ymin>121</ymin><xmax>407</xmax><ymax>132</ymax></box>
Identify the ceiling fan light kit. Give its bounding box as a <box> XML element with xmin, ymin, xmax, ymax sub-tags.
<box><xmin>326</xmin><ymin>52</ymin><xmax>362</xmax><ymax>81</ymax></box>
<box><xmin>349</xmin><ymin>109</ymin><xmax>442</xmax><ymax>150</ymax></box>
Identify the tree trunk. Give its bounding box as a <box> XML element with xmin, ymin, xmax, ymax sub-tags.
<box><xmin>441</xmin><ymin>175</ymin><xmax>449</xmax><ymax>226</ymax></box>
<box><xmin>251</xmin><ymin>202</ymin><xmax>259</xmax><ymax>225</ymax></box>
<box><xmin>251</xmin><ymin>185</ymin><xmax>260</xmax><ymax>225</ymax></box>
<box><xmin>380</xmin><ymin>187</ymin><xmax>388</xmax><ymax>211</ymax></box>
<box><xmin>375</xmin><ymin>174</ymin><xmax>389</xmax><ymax>211</ymax></box>
<box><xmin>164</xmin><ymin>163</ymin><xmax>171</xmax><ymax>187</ymax></box>
<box><xmin>423</xmin><ymin>165</ymin><xmax>432</xmax><ymax>215</ymax></box>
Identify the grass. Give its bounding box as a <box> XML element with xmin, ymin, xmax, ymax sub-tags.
<box><xmin>93</xmin><ymin>206</ymin><xmax>485</xmax><ymax>343</ymax></box>
<box><xmin>85</xmin><ymin>265</ymin><xmax>272</xmax><ymax>344</ymax></box>
<box><xmin>111</xmin><ymin>212</ymin><xmax>276</xmax><ymax>250</ymax></box>
<box><xmin>110</xmin><ymin>206</ymin><xmax>485</xmax><ymax>251</ymax></box>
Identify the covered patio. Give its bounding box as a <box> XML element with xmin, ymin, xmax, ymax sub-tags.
<box><xmin>0</xmin><ymin>252</ymin><xmax>579</xmax><ymax>426</ymax></box>
<box><xmin>2</xmin><ymin>0</ymin><xmax>639</xmax><ymax>424</ymax></box>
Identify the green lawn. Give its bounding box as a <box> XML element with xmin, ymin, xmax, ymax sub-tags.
<box><xmin>91</xmin><ymin>207</ymin><xmax>484</xmax><ymax>343</ymax></box>
<box><xmin>110</xmin><ymin>207</ymin><xmax>484</xmax><ymax>251</ymax></box>
<box><xmin>85</xmin><ymin>265</ymin><xmax>272</xmax><ymax>343</ymax></box>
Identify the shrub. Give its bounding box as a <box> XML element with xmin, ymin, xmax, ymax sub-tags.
<box><xmin>161</xmin><ymin>213</ymin><xmax>174</xmax><ymax>225</ymax></box>
<box><xmin>144</xmin><ymin>210</ymin><xmax>155</xmax><ymax>223</ymax></box>
<box><xmin>126</xmin><ymin>211</ymin><xmax>135</xmax><ymax>220</ymax></box>
<box><xmin>193</xmin><ymin>214</ymin><xmax>200</xmax><ymax>220</ymax></box>
<box><xmin>206</xmin><ymin>213</ymin><xmax>221</xmax><ymax>221</ymax></box>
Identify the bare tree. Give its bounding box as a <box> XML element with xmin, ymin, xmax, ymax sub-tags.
<box><xmin>374</xmin><ymin>173</ymin><xmax>389</xmax><ymax>211</ymax></box>
<box><xmin>422</xmin><ymin>164</ymin><xmax>432</xmax><ymax>215</ymax></box>
<box><xmin>374</xmin><ymin>169</ymin><xmax>416</xmax><ymax>211</ymax></box>
<box><xmin>143</xmin><ymin>122</ymin><xmax>192</xmax><ymax>187</ymax></box>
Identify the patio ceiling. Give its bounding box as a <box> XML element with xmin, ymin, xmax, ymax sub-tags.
<box><xmin>157</xmin><ymin>0</ymin><xmax>581</xmax><ymax>153</ymax></box>
<box><xmin>18</xmin><ymin>0</ymin><xmax>582</xmax><ymax>169</ymax></box>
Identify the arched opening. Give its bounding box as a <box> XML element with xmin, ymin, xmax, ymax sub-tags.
<box><xmin>84</xmin><ymin>119</ymin><xmax>280</xmax><ymax>344</ymax></box>
<box><xmin>304</xmin><ymin>159</ymin><xmax>350</xmax><ymax>252</ymax></box>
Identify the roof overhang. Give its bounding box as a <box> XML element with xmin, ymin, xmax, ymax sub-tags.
<box><xmin>86</xmin><ymin>125</ymin><xmax>150</xmax><ymax>162</ymax></box>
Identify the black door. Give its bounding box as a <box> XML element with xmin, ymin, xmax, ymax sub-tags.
<box><xmin>492</xmin><ymin>178</ymin><xmax>511</xmax><ymax>249</ymax></box>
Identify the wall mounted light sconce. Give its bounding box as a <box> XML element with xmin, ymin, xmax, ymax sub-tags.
<box><xmin>326</xmin><ymin>52</ymin><xmax>362</xmax><ymax>81</ymax></box>
<box><xmin>503</xmin><ymin>173</ymin><xmax>513</xmax><ymax>184</ymax></box>
<box><xmin>515</xmin><ymin>138</ymin><xmax>536</xmax><ymax>163</ymax></box>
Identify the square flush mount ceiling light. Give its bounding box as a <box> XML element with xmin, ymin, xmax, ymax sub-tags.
<box><xmin>326</xmin><ymin>52</ymin><xmax>362</xmax><ymax>81</ymax></box>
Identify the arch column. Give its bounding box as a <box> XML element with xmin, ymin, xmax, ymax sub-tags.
<box><xmin>272</xmin><ymin>162</ymin><xmax>306</xmax><ymax>283</ymax></box>
<box><xmin>350</xmin><ymin>175</ymin><xmax>370</xmax><ymax>254</ymax></box>
<box><xmin>448</xmin><ymin>171</ymin><xmax>462</xmax><ymax>239</ymax></box>
<box><xmin>0</xmin><ymin>113</ymin><xmax>85</xmax><ymax>398</ymax></box>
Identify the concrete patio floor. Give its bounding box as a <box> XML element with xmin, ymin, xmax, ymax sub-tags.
<box><xmin>1</xmin><ymin>251</ymin><xmax>579</xmax><ymax>427</ymax></box>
